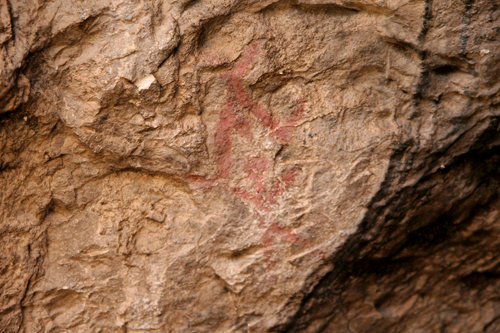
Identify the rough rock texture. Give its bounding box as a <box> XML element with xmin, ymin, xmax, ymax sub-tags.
<box><xmin>1</xmin><ymin>0</ymin><xmax>500</xmax><ymax>332</ymax></box>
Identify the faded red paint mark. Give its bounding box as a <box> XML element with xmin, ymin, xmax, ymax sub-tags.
<box><xmin>215</xmin><ymin>43</ymin><xmax>305</xmax><ymax>169</ymax></box>
<box><xmin>214</xmin><ymin>44</ymin><xmax>263</xmax><ymax>179</ymax></box>
<box><xmin>187</xmin><ymin>42</ymin><xmax>313</xmax><ymax>257</ymax></box>
<box><xmin>214</xmin><ymin>99</ymin><xmax>252</xmax><ymax>179</ymax></box>
<box><xmin>212</xmin><ymin>42</ymin><xmax>306</xmax><ymax>209</ymax></box>
<box><xmin>281</xmin><ymin>167</ymin><xmax>298</xmax><ymax>187</ymax></box>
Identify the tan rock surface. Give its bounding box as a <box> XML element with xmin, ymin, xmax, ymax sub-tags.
<box><xmin>1</xmin><ymin>0</ymin><xmax>500</xmax><ymax>332</ymax></box>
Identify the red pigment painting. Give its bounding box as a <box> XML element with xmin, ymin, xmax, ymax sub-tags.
<box><xmin>214</xmin><ymin>43</ymin><xmax>306</xmax><ymax>210</ymax></box>
<box><xmin>189</xmin><ymin>42</ymin><xmax>310</xmax><ymax>254</ymax></box>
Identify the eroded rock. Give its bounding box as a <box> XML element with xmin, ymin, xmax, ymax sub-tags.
<box><xmin>1</xmin><ymin>0</ymin><xmax>500</xmax><ymax>332</ymax></box>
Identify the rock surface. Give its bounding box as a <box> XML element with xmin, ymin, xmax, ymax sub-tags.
<box><xmin>1</xmin><ymin>0</ymin><xmax>500</xmax><ymax>332</ymax></box>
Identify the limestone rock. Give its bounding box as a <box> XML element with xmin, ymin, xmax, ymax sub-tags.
<box><xmin>1</xmin><ymin>0</ymin><xmax>500</xmax><ymax>332</ymax></box>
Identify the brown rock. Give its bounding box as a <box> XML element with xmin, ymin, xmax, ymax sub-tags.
<box><xmin>1</xmin><ymin>0</ymin><xmax>500</xmax><ymax>332</ymax></box>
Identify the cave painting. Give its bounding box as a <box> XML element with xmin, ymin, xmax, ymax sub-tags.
<box><xmin>214</xmin><ymin>42</ymin><xmax>305</xmax><ymax>211</ymax></box>
<box><xmin>191</xmin><ymin>42</ymin><xmax>310</xmax><ymax>251</ymax></box>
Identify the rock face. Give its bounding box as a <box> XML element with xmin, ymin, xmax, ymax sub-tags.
<box><xmin>1</xmin><ymin>0</ymin><xmax>500</xmax><ymax>332</ymax></box>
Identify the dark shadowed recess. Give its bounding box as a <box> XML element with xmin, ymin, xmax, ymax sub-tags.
<box><xmin>276</xmin><ymin>116</ymin><xmax>500</xmax><ymax>332</ymax></box>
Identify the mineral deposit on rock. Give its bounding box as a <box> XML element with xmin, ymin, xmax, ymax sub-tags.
<box><xmin>1</xmin><ymin>0</ymin><xmax>500</xmax><ymax>332</ymax></box>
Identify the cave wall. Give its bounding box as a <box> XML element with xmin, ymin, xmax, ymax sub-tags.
<box><xmin>1</xmin><ymin>0</ymin><xmax>500</xmax><ymax>332</ymax></box>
